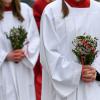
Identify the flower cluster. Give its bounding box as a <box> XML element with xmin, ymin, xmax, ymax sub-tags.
<box><xmin>72</xmin><ymin>35</ymin><xmax>98</xmax><ymax>65</ymax></box>
<box><xmin>6</xmin><ymin>26</ymin><xmax>27</xmax><ymax>50</ymax></box>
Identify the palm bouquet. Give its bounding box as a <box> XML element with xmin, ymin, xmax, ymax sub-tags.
<box><xmin>6</xmin><ymin>26</ymin><xmax>27</xmax><ymax>50</ymax></box>
<box><xmin>72</xmin><ymin>34</ymin><xmax>98</xmax><ymax>65</ymax></box>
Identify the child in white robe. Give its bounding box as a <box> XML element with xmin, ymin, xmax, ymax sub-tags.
<box><xmin>40</xmin><ymin>0</ymin><xmax>100</xmax><ymax>100</ymax></box>
<box><xmin>0</xmin><ymin>0</ymin><xmax>39</xmax><ymax>100</ymax></box>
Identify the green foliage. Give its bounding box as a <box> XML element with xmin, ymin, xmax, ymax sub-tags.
<box><xmin>72</xmin><ymin>35</ymin><xmax>98</xmax><ymax>65</ymax></box>
<box><xmin>6</xmin><ymin>26</ymin><xmax>27</xmax><ymax>50</ymax></box>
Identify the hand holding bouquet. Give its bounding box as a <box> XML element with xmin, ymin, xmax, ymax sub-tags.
<box><xmin>72</xmin><ymin>34</ymin><xmax>98</xmax><ymax>65</ymax></box>
<box><xmin>5</xmin><ymin>26</ymin><xmax>27</xmax><ymax>63</ymax></box>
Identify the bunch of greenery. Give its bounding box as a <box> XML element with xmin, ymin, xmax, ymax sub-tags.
<box><xmin>72</xmin><ymin>35</ymin><xmax>98</xmax><ymax>65</ymax></box>
<box><xmin>6</xmin><ymin>26</ymin><xmax>27</xmax><ymax>50</ymax></box>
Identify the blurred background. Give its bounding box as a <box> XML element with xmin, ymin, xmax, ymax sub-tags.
<box><xmin>21</xmin><ymin>0</ymin><xmax>34</xmax><ymax>6</ymax></box>
<box><xmin>21</xmin><ymin>0</ymin><xmax>100</xmax><ymax>7</ymax></box>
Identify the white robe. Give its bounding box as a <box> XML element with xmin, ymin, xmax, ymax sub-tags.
<box><xmin>40</xmin><ymin>0</ymin><xmax>100</xmax><ymax>100</ymax></box>
<box><xmin>0</xmin><ymin>3</ymin><xmax>39</xmax><ymax>100</ymax></box>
